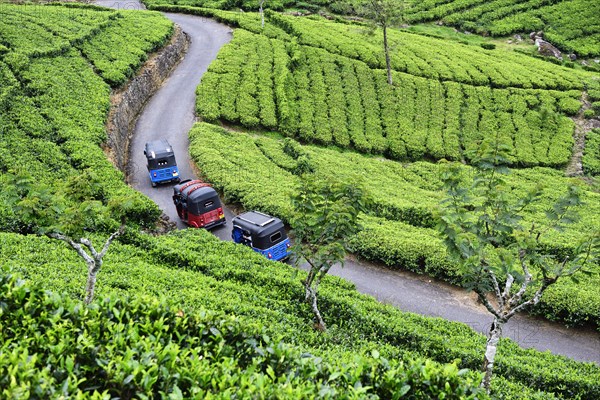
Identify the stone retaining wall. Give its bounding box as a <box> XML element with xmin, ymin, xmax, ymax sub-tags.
<box><xmin>104</xmin><ymin>25</ymin><xmax>189</xmax><ymax>174</ymax></box>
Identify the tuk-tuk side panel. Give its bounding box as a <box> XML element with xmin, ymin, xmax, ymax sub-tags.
<box><xmin>232</xmin><ymin>227</ymin><xmax>244</xmax><ymax>243</ymax></box>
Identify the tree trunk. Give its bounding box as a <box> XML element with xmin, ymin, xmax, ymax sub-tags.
<box><xmin>304</xmin><ymin>266</ymin><xmax>326</xmax><ymax>331</ymax></box>
<box><xmin>259</xmin><ymin>0</ymin><xmax>265</xmax><ymax>28</ymax></box>
<box><xmin>84</xmin><ymin>264</ymin><xmax>98</xmax><ymax>305</ymax></box>
<box><xmin>304</xmin><ymin>268</ymin><xmax>316</xmax><ymax>301</ymax></box>
<box><xmin>305</xmin><ymin>282</ymin><xmax>326</xmax><ymax>331</ymax></box>
<box><xmin>481</xmin><ymin>318</ymin><xmax>504</xmax><ymax>392</ymax></box>
<box><xmin>383</xmin><ymin>24</ymin><xmax>393</xmax><ymax>85</ymax></box>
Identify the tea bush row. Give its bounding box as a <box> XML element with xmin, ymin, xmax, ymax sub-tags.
<box><xmin>0</xmin><ymin>5</ymin><xmax>167</xmax><ymax>231</ymax></box>
<box><xmin>188</xmin><ymin>122</ymin><xmax>600</xmax><ymax>328</ymax></box>
<box><xmin>2</xmin><ymin>230</ymin><xmax>598</xmax><ymax>398</ymax></box>
<box><xmin>0</xmin><ymin>267</ymin><xmax>490</xmax><ymax>399</ymax></box>
<box><xmin>263</xmin><ymin>12</ymin><xmax>593</xmax><ymax>90</ymax></box>
<box><xmin>197</xmin><ymin>28</ymin><xmax>580</xmax><ymax>167</ymax></box>
<box><xmin>145</xmin><ymin>4</ymin><xmax>594</xmax><ymax>90</ymax></box>
<box><xmin>80</xmin><ymin>11</ymin><xmax>174</xmax><ymax>87</ymax></box>
<box><xmin>405</xmin><ymin>0</ymin><xmax>600</xmax><ymax>57</ymax></box>
<box><xmin>0</xmin><ymin>4</ymin><xmax>115</xmax><ymax>58</ymax></box>
<box><xmin>583</xmin><ymin>129</ymin><xmax>600</xmax><ymax>176</ymax></box>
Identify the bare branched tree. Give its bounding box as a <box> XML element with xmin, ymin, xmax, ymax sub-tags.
<box><xmin>439</xmin><ymin>142</ymin><xmax>599</xmax><ymax>392</ymax></box>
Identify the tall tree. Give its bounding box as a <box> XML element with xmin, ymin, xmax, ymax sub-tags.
<box><xmin>357</xmin><ymin>0</ymin><xmax>406</xmax><ymax>85</ymax></box>
<box><xmin>438</xmin><ymin>143</ymin><xmax>599</xmax><ymax>392</ymax></box>
<box><xmin>290</xmin><ymin>178</ymin><xmax>369</xmax><ymax>331</ymax></box>
<box><xmin>7</xmin><ymin>171</ymin><xmax>136</xmax><ymax>304</ymax></box>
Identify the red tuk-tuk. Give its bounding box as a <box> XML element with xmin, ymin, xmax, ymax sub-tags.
<box><xmin>172</xmin><ymin>179</ymin><xmax>226</xmax><ymax>229</ymax></box>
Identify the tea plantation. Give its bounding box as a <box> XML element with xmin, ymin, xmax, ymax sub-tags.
<box><xmin>147</xmin><ymin>7</ymin><xmax>600</xmax><ymax>167</ymax></box>
<box><xmin>1</xmin><ymin>3</ymin><xmax>600</xmax><ymax>398</ymax></box>
<box><xmin>0</xmin><ymin>4</ymin><xmax>171</xmax><ymax>232</ymax></box>
<box><xmin>0</xmin><ymin>230</ymin><xmax>600</xmax><ymax>399</ymax></box>
<box><xmin>404</xmin><ymin>0</ymin><xmax>600</xmax><ymax>58</ymax></box>
<box><xmin>169</xmin><ymin>6</ymin><xmax>600</xmax><ymax>327</ymax></box>
<box><xmin>194</xmin><ymin>25</ymin><xmax>591</xmax><ymax>165</ymax></box>
<box><xmin>143</xmin><ymin>0</ymin><xmax>600</xmax><ymax>58</ymax></box>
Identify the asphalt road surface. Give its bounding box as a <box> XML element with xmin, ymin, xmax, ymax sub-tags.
<box><xmin>97</xmin><ymin>0</ymin><xmax>600</xmax><ymax>364</ymax></box>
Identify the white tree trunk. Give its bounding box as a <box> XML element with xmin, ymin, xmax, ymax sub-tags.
<box><xmin>383</xmin><ymin>25</ymin><xmax>393</xmax><ymax>85</ymax></box>
<box><xmin>84</xmin><ymin>266</ymin><xmax>98</xmax><ymax>305</ymax></box>
<box><xmin>259</xmin><ymin>0</ymin><xmax>265</xmax><ymax>28</ymax></box>
<box><xmin>48</xmin><ymin>225</ymin><xmax>123</xmax><ymax>305</ymax></box>
<box><xmin>305</xmin><ymin>283</ymin><xmax>326</xmax><ymax>331</ymax></box>
<box><xmin>481</xmin><ymin>318</ymin><xmax>503</xmax><ymax>392</ymax></box>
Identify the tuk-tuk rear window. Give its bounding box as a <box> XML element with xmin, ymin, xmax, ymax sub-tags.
<box><xmin>270</xmin><ymin>232</ymin><xmax>282</xmax><ymax>243</ymax></box>
<box><xmin>148</xmin><ymin>155</ymin><xmax>176</xmax><ymax>169</ymax></box>
<box><xmin>204</xmin><ymin>200</ymin><xmax>214</xmax><ymax>208</ymax></box>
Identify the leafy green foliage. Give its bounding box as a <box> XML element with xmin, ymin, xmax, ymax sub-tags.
<box><xmin>0</xmin><ymin>4</ymin><xmax>165</xmax><ymax>233</ymax></box>
<box><xmin>80</xmin><ymin>11</ymin><xmax>174</xmax><ymax>87</ymax></box>
<box><xmin>0</xmin><ymin>268</ymin><xmax>486</xmax><ymax>398</ymax></box>
<box><xmin>583</xmin><ymin>129</ymin><xmax>600</xmax><ymax>176</ymax></box>
<box><xmin>2</xmin><ymin>230</ymin><xmax>599</xmax><ymax>398</ymax></box>
<box><xmin>291</xmin><ymin>177</ymin><xmax>369</xmax><ymax>329</ymax></box>
<box><xmin>438</xmin><ymin>142</ymin><xmax>599</xmax><ymax>391</ymax></box>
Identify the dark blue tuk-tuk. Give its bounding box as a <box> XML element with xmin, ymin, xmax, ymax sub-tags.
<box><xmin>144</xmin><ymin>139</ymin><xmax>180</xmax><ymax>187</ymax></box>
<box><xmin>232</xmin><ymin>211</ymin><xmax>291</xmax><ymax>261</ymax></box>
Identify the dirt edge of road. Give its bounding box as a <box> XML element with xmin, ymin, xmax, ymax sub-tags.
<box><xmin>103</xmin><ymin>25</ymin><xmax>189</xmax><ymax>173</ymax></box>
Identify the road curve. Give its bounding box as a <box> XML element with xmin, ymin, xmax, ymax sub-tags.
<box><xmin>97</xmin><ymin>0</ymin><xmax>600</xmax><ymax>364</ymax></box>
<box><xmin>127</xmin><ymin>12</ymin><xmax>235</xmax><ymax>240</ymax></box>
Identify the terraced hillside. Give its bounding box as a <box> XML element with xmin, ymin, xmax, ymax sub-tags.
<box><xmin>187</xmin><ymin>123</ymin><xmax>600</xmax><ymax>330</ymax></box>
<box><xmin>0</xmin><ymin>4</ymin><xmax>171</xmax><ymax>231</ymax></box>
<box><xmin>404</xmin><ymin>0</ymin><xmax>600</xmax><ymax>57</ymax></box>
<box><xmin>143</xmin><ymin>9</ymin><xmax>599</xmax><ymax>167</ymax></box>
<box><xmin>4</xmin><ymin>228</ymin><xmax>600</xmax><ymax>398</ymax></box>
<box><xmin>143</xmin><ymin>0</ymin><xmax>600</xmax><ymax>58</ymax></box>
<box><xmin>195</xmin><ymin>23</ymin><xmax>591</xmax><ymax>166</ymax></box>
<box><xmin>2</xmin><ymin>4</ymin><xmax>600</xmax><ymax>398</ymax></box>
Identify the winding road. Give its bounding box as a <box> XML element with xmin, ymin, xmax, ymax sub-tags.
<box><xmin>97</xmin><ymin>0</ymin><xmax>599</xmax><ymax>364</ymax></box>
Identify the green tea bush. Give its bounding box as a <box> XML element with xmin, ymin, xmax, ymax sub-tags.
<box><xmin>2</xmin><ymin>231</ymin><xmax>599</xmax><ymax>398</ymax></box>
<box><xmin>0</xmin><ymin>5</ymin><xmax>165</xmax><ymax>230</ymax></box>
<box><xmin>0</xmin><ymin>268</ymin><xmax>488</xmax><ymax>398</ymax></box>
<box><xmin>583</xmin><ymin>129</ymin><xmax>600</xmax><ymax>176</ymax></box>
<box><xmin>80</xmin><ymin>11</ymin><xmax>174</xmax><ymax>87</ymax></box>
<box><xmin>196</xmin><ymin>27</ymin><xmax>580</xmax><ymax>167</ymax></box>
<box><xmin>403</xmin><ymin>0</ymin><xmax>600</xmax><ymax>58</ymax></box>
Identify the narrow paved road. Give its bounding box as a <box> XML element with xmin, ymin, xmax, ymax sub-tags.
<box><xmin>97</xmin><ymin>0</ymin><xmax>600</xmax><ymax>364</ymax></box>
<box><xmin>126</xmin><ymin>12</ymin><xmax>236</xmax><ymax>240</ymax></box>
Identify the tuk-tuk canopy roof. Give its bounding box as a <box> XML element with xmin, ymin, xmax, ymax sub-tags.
<box><xmin>145</xmin><ymin>139</ymin><xmax>174</xmax><ymax>160</ymax></box>
<box><xmin>232</xmin><ymin>211</ymin><xmax>285</xmax><ymax>238</ymax></box>
<box><xmin>173</xmin><ymin>180</ymin><xmax>219</xmax><ymax>205</ymax></box>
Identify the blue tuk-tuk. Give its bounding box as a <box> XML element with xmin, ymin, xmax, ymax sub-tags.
<box><xmin>144</xmin><ymin>139</ymin><xmax>180</xmax><ymax>187</ymax></box>
<box><xmin>232</xmin><ymin>211</ymin><xmax>291</xmax><ymax>261</ymax></box>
